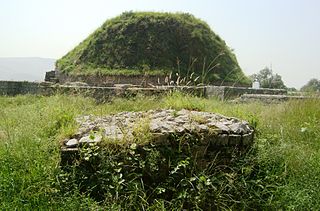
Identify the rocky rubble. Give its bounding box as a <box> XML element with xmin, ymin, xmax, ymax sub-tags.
<box><xmin>62</xmin><ymin>109</ymin><xmax>254</xmax><ymax>151</ymax></box>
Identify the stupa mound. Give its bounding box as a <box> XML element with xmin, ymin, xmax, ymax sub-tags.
<box><xmin>56</xmin><ymin>12</ymin><xmax>249</xmax><ymax>84</ymax></box>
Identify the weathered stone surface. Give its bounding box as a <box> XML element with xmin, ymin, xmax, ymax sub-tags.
<box><xmin>79</xmin><ymin>134</ymin><xmax>102</xmax><ymax>144</ymax></box>
<box><xmin>228</xmin><ymin>134</ymin><xmax>241</xmax><ymax>146</ymax></box>
<box><xmin>65</xmin><ymin>138</ymin><xmax>78</xmax><ymax>148</ymax></box>
<box><xmin>62</xmin><ymin>109</ymin><xmax>254</xmax><ymax>151</ymax></box>
<box><xmin>236</xmin><ymin>94</ymin><xmax>316</xmax><ymax>103</ymax></box>
<box><xmin>242</xmin><ymin>133</ymin><xmax>254</xmax><ymax>146</ymax></box>
<box><xmin>214</xmin><ymin>134</ymin><xmax>229</xmax><ymax>146</ymax></box>
<box><xmin>206</xmin><ymin>86</ymin><xmax>288</xmax><ymax>100</ymax></box>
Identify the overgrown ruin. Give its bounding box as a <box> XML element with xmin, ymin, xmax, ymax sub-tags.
<box><xmin>60</xmin><ymin>109</ymin><xmax>254</xmax><ymax>202</ymax></box>
<box><xmin>54</xmin><ymin>12</ymin><xmax>249</xmax><ymax>86</ymax></box>
<box><xmin>1</xmin><ymin>12</ymin><xmax>316</xmax><ymax>206</ymax></box>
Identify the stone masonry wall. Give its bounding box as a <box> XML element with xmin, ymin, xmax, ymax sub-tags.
<box><xmin>206</xmin><ymin>86</ymin><xmax>288</xmax><ymax>100</ymax></box>
<box><xmin>57</xmin><ymin>73</ymin><xmax>168</xmax><ymax>87</ymax></box>
<box><xmin>61</xmin><ymin>109</ymin><xmax>255</xmax><ymax>166</ymax></box>
<box><xmin>0</xmin><ymin>80</ymin><xmax>288</xmax><ymax>101</ymax></box>
<box><xmin>46</xmin><ymin>70</ymin><xmax>251</xmax><ymax>88</ymax></box>
<box><xmin>0</xmin><ymin>81</ymin><xmax>42</xmax><ymax>96</ymax></box>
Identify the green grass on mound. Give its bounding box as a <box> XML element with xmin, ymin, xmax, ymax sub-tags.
<box><xmin>56</xmin><ymin>12</ymin><xmax>249</xmax><ymax>84</ymax></box>
<box><xmin>0</xmin><ymin>93</ymin><xmax>319</xmax><ymax>209</ymax></box>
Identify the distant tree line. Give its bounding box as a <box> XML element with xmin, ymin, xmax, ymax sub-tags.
<box><xmin>301</xmin><ymin>78</ymin><xmax>320</xmax><ymax>92</ymax></box>
<box><xmin>250</xmin><ymin>67</ymin><xmax>286</xmax><ymax>89</ymax></box>
<box><xmin>251</xmin><ymin>66</ymin><xmax>319</xmax><ymax>92</ymax></box>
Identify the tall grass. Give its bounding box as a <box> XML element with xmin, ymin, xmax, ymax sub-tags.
<box><xmin>0</xmin><ymin>93</ymin><xmax>319</xmax><ymax>209</ymax></box>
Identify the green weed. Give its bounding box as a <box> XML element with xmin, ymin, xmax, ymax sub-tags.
<box><xmin>0</xmin><ymin>94</ymin><xmax>319</xmax><ymax>209</ymax></box>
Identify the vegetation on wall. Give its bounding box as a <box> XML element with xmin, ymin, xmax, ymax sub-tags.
<box><xmin>56</xmin><ymin>12</ymin><xmax>249</xmax><ymax>84</ymax></box>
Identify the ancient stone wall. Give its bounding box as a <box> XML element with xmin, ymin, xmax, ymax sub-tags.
<box><xmin>0</xmin><ymin>81</ymin><xmax>204</xmax><ymax>102</ymax></box>
<box><xmin>45</xmin><ymin>70</ymin><xmax>251</xmax><ymax>88</ymax></box>
<box><xmin>0</xmin><ymin>81</ymin><xmax>42</xmax><ymax>96</ymax></box>
<box><xmin>238</xmin><ymin>94</ymin><xmax>315</xmax><ymax>103</ymax></box>
<box><xmin>0</xmin><ymin>80</ymin><xmax>289</xmax><ymax>101</ymax></box>
<box><xmin>60</xmin><ymin>109</ymin><xmax>255</xmax><ymax>202</ymax></box>
<box><xmin>206</xmin><ymin>86</ymin><xmax>288</xmax><ymax>100</ymax></box>
<box><xmin>61</xmin><ymin>109</ymin><xmax>255</xmax><ymax>166</ymax></box>
<box><xmin>57</xmin><ymin>73</ymin><xmax>168</xmax><ymax>87</ymax></box>
<box><xmin>44</xmin><ymin>70</ymin><xmax>58</xmax><ymax>83</ymax></box>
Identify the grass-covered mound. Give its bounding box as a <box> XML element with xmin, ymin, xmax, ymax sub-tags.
<box><xmin>56</xmin><ymin>12</ymin><xmax>249</xmax><ymax>84</ymax></box>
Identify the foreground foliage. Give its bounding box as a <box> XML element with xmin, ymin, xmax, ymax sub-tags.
<box><xmin>0</xmin><ymin>93</ymin><xmax>319</xmax><ymax>210</ymax></box>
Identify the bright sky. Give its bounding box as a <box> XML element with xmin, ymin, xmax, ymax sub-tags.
<box><xmin>1</xmin><ymin>0</ymin><xmax>319</xmax><ymax>88</ymax></box>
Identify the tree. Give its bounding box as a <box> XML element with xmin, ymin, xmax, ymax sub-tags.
<box><xmin>251</xmin><ymin>67</ymin><xmax>286</xmax><ymax>89</ymax></box>
<box><xmin>301</xmin><ymin>78</ymin><xmax>320</xmax><ymax>92</ymax></box>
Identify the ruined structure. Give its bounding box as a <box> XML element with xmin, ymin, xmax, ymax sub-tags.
<box><xmin>59</xmin><ymin>109</ymin><xmax>254</xmax><ymax>201</ymax></box>
<box><xmin>53</xmin><ymin>12</ymin><xmax>249</xmax><ymax>86</ymax></box>
<box><xmin>61</xmin><ymin>109</ymin><xmax>254</xmax><ymax>164</ymax></box>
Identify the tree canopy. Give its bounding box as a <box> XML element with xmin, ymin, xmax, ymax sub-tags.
<box><xmin>301</xmin><ymin>78</ymin><xmax>320</xmax><ymax>92</ymax></box>
<box><xmin>56</xmin><ymin>12</ymin><xmax>249</xmax><ymax>84</ymax></box>
<box><xmin>251</xmin><ymin>67</ymin><xmax>286</xmax><ymax>89</ymax></box>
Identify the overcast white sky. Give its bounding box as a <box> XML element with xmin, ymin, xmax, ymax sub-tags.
<box><xmin>0</xmin><ymin>0</ymin><xmax>319</xmax><ymax>88</ymax></box>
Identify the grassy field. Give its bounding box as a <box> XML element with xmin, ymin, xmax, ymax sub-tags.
<box><xmin>0</xmin><ymin>93</ymin><xmax>319</xmax><ymax>210</ymax></box>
